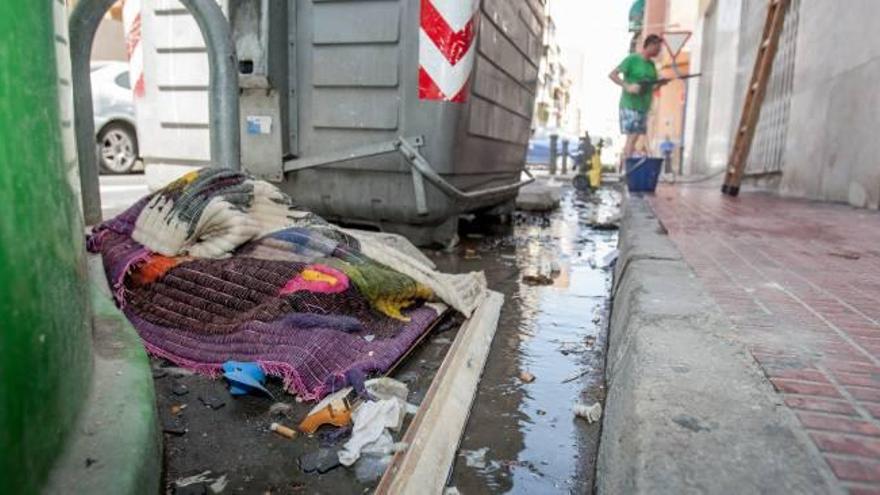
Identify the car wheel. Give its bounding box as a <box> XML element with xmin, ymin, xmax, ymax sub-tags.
<box><xmin>97</xmin><ymin>122</ymin><xmax>138</xmax><ymax>174</ymax></box>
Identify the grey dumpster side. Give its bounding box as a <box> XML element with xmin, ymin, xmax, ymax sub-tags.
<box><xmin>267</xmin><ymin>0</ymin><xmax>546</xmax><ymax>245</ymax></box>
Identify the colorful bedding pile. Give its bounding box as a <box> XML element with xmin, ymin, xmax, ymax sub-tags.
<box><xmin>87</xmin><ymin>168</ymin><xmax>485</xmax><ymax>401</ymax></box>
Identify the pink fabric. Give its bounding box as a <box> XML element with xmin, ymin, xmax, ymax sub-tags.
<box><xmin>280</xmin><ymin>264</ymin><xmax>350</xmax><ymax>295</ymax></box>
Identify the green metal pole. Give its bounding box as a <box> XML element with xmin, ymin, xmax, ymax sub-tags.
<box><xmin>0</xmin><ymin>1</ymin><xmax>93</xmax><ymax>493</ymax></box>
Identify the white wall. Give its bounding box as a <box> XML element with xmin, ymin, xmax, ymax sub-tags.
<box><xmin>780</xmin><ymin>0</ymin><xmax>880</xmax><ymax>208</ymax></box>
<box><xmin>681</xmin><ymin>12</ymin><xmax>702</xmax><ymax>175</ymax></box>
<box><xmin>688</xmin><ymin>0</ymin><xmax>742</xmax><ymax>175</ymax></box>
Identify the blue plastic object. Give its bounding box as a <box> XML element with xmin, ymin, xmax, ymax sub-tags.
<box><xmin>222</xmin><ymin>361</ymin><xmax>272</xmax><ymax>397</ymax></box>
<box><xmin>625</xmin><ymin>157</ymin><xmax>663</xmax><ymax>193</ymax></box>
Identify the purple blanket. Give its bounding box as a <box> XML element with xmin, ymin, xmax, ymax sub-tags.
<box><xmin>87</xmin><ymin>196</ymin><xmax>440</xmax><ymax>401</ymax></box>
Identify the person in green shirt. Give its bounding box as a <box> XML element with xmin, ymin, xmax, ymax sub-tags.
<box><xmin>609</xmin><ymin>34</ymin><xmax>666</xmax><ymax>172</ymax></box>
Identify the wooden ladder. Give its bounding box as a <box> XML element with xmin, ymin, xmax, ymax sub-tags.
<box><xmin>721</xmin><ymin>0</ymin><xmax>790</xmax><ymax>196</ymax></box>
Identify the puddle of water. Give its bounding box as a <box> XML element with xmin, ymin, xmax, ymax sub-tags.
<box><xmin>436</xmin><ymin>186</ymin><xmax>621</xmax><ymax>494</ymax></box>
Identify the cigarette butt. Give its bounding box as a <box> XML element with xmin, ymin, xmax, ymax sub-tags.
<box><xmin>171</xmin><ymin>404</ymin><xmax>187</xmax><ymax>415</ymax></box>
<box><xmin>270</xmin><ymin>422</ymin><xmax>296</xmax><ymax>439</ymax></box>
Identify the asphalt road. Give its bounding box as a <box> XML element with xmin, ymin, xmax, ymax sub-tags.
<box><xmin>99</xmin><ymin>173</ymin><xmax>149</xmax><ymax>219</ymax></box>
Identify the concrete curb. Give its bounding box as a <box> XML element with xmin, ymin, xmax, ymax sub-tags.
<box><xmin>44</xmin><ymin>256</ymin><xmax>161</xmax><ymax>495</ymax></box>
<box><xmin>597</xmin><ymin>196</ymin><xmax>839</xmax><ymax>494</ymax></box>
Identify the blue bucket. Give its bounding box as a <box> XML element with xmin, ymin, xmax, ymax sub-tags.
<box><xmin>625</xmin><ymin>157</ymin><xmax>663</xmax><ymax>193</ymax></box>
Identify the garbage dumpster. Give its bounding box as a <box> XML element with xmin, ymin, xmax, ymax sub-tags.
<box><xmin>139</xmin><ymin>0</ymin><xmax>546</xmax><ymax>245</ymax></box>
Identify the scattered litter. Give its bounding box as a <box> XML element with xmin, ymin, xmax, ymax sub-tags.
<box><xmin>432</xmin><ymin>336</ymin><xmax>452</xmax><ymax>345</ymax></box>
<box><xmin>318</xmin><ymin>425</ymin><xmax>353</xmax><ymax>446</ymax></box>
<box><xmin>163</xmin><ymin>422</ymin><xmax>188</xmax><ymax>436</ymax></box>
<box><xmin>556</xmin><ymin>340</ymin><xmax>586</xmax><ymax>356</ymax></box>
<box><xmin>299</xmin><ymin>395</ymin><xmax>352</xmax><ymax>434</ymax></box>
<box><xmin>519</xmin><ymin>371</ymin><xmax>536</xmax><ymax>383</ymax></box>
<box><xmin>360</xmin><ymin>430</ymin><xmax>394</xmax><ymax>457</ymax></box>
<box><xmin>350</xmin><ymin>438</ymin><xmax>406</xmax><ymax>481</ymax></box>
<box><xmin>338</xmin><ymin>399</ymin><xmax>406</xmax><ymax>466</ymax></box>
<box><xmin>222</xmin><ymin>361</ymin><xmax>273</xmax><ymax>398</ymax></box>
<box><xmin>459</xmin><ymin>447</ymin><xmax>489</xmax><ymax>469</ymax></box>
<box><xmin>267</xmin><ymin>402</ymin><xmax>293</xmax><ymax>417</ymax></box>
<box><xmin>270</xmin><ymin>422</ymin><xmax>297</xmax><ymax>439</ymax></box>
<box><xmin>307</xmin><ymin>387</ymin><xmax>353</xmax><ymax>416</ymax></box>
<box><xmin>198</xmin><ymin>396</ymin><xmax>226</xmax><ymax>410</ymax></box>
<box><xmin>523</xmin><ymin>258</ymin><xmax>556</xmax><ymax>285</ymax></box>
<box><xmin>464</xmin><ymin>249</ymin><xmax>481</xmax><ymax>260</ymax></box>
<box><xmin>170</xmin><ymin>404</ymin><xmax>187</xmax><ymax>415</ymax></box>
<box><xmin>828</xmin><ymin>251</ymin><xmax>860</xmax><ymax>260</ymax></box>
<box><xmin>589</xmin><ymin>214</ymin><xmax>621</xmax><ymax>230</ymax></box>
<box><xmin>172</xmin><ymin>382</ymin><xmax>189</xmax><ymax>396</ymax></box>
<box><xmin>573</xmin><ymin>402</ymin><xmax>603</xmax><ymax>424</ymax></box>
<box><xmin>208</xmin><ymin>475</ymin><xmax>228</xmax><ymax>494</ymax></box>
<box><xmin>598</xmin><ymin>249</ymin><xmax>618</xmax><ymax>269</ymax></box>
<box><xmin>562</xmin><ymin>370</ymin><xmax>589</xmax><ymax>383</ymax></box>
<box><xmin>174</xmin><ymin>471</ymin><xmax>214</xmax><ymax>488</ymax></box>
<box><xmin>354</xmin><ymin>454</ymin><xmax>393</xmax><ymax>483</ymax></box>
<box><xmin>268</xmin><ymin>402</ymin><xmax>294</xmax><ymax>417</ymax></box>
<box><xmin>366</xmin><ymin>377</ymin><xmax>409</xmax><ymax>403</ymax></box>
<box><xmin>396</xmin><ymin>370</ymin><xmax>419</xmax><ymax>384</ymax></box>
<box><xmin>364</xmin><ymin>334</ymin><xmax>376</xmax><ymax>342</ymax></box>
<box><xmin>299</xmin><ymin>448</ymin><xmax>342</xmax><ymax>474</ymax></box>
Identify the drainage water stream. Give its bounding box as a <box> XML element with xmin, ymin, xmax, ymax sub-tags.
<box><xmin>434</xmin><ymin>185</ymin><xmax>621</xmax><ymax>494</ymax></box>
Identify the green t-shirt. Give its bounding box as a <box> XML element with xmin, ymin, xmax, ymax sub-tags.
<box><xmin>618</xmin><ymin>53</ymin><xmax>658</xmax><ymax>112</ymax></box>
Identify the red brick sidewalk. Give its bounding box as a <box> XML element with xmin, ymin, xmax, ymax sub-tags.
<box><xmin>650</xmin><ymin>184</ymin><xmax>880</xmax><ymax>494</ymax></box>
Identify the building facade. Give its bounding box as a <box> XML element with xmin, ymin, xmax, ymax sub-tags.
<box><xmin>688</xmin><ymin>0</ymin><xmax>880</xmax><ymax>209</ymax></box>
<box><xmin>532</xmin><ymin>9</ymin><xmax>574</xmax><ymax>135</ymax></box>
<box><xmin>629</xmin><ymin>0</ymin><xmax>699</xmax><ymax>170</ymax></box>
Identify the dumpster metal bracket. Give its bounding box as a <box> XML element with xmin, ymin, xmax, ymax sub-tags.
<box><xmin>396</xmin><ymin>136</ymin><xmax>536</xmax><ymax>205</ymax></box>
<box><xmin>281</xmin><ymin>137</ymin><xmax>423</xmax><ymax>172</ymax></box>
<box><xmin>283</xmin><ymin>135</ymin><xmax>534</xmax><ymax>214</ymax></box>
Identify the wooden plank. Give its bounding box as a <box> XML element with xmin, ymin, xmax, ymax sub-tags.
<box><xmin>376</xmin><ymin>291</ymin><xmax>504</xmax><ymax>495</ymax></box>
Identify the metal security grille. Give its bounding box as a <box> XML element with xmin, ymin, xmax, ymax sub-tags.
<box><xmin>745</xmin><ymin>0</ymin><xmax>800</xmax><ymax>175</ymax></box>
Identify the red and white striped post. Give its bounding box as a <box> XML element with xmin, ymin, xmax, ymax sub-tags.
<box><xmin>418</xmin><ymin>0</ymin><xmax>480</xmax><ymax>103</ymax></box>
<box><xmin>122</xmin><ymin>0</ymin><xmax>144</xmax><ymax>98</ymax></box>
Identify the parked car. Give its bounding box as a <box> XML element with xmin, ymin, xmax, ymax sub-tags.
<box><xmin>91</xmin><ymin>61</ymin><xmax>139</xmax><ymax>174</ymax></box>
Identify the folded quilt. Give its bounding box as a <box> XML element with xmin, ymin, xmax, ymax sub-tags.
<box><xmin>87</xmin><ymin>168</ymin><xmax>484</xmax><ymax>400</ymax></box>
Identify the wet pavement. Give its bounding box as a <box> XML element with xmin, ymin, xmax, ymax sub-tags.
<box><xmin>150</xmin><ymin>184</ymin><xmax>620</xmax><ymax>494</ymax></box>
